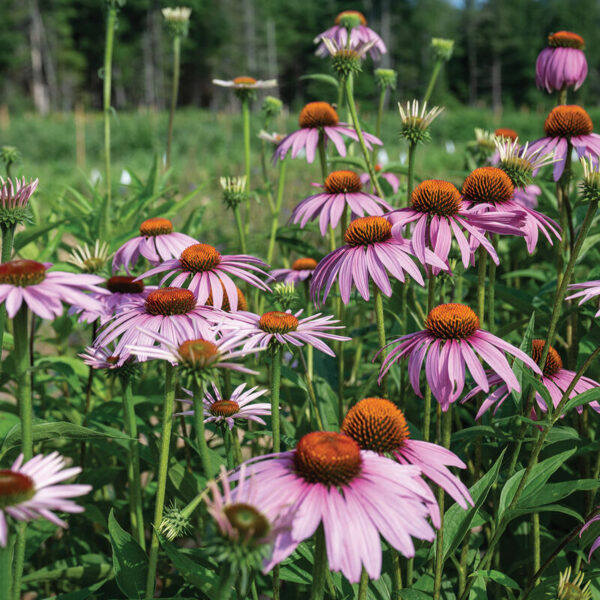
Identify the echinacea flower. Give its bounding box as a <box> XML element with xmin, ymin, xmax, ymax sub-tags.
<box><xmin>379</xmin><ymin>303</ymin><xmax>542</xmax><ymax>410</ymax></box>
<box><xmin>212</xmin><ymin>76</ymin><xmax>277</xmax><ymax>90</ymax></box>
<box><xmin>360</xmin><ymin>165</ymin><xmax>400</xmax><ymax>194</ymax></box>
<box><xmin>113</xmin><ymin>217</ymin><xmax>198</xmax><ymax>274</ymax></box>
<box><xmin>566</xmin><ymin>280</ymin><xmax>600</xmax><ymax>317</ymax></box>
<box><xmin>0</xmin><ymin>259</ymin><xmax>105</xmax><ymax>320</ymax></box>
<box><xmin>513</xmin><ymin>185</ymin><xmax>542</xmax><ymax>209</ymax></box>
<box><xmin>271</xmin><ymin>258</ymin><xmax>317</xmax><ymax>285</ymax></box>
<box><xmin>463</xmin><ymin>339</ymin><xmax>600</xmax><ymax>419</ymax></box>
<box><xmin>0</xmin><ymin>176</ymin><xmax>38</xmax><ymax>227</ymax></box>
<box><xmin>291</xmin><ymin>170</ymin><xmax>392</xmax><ymax>236</ymax></box>
<box><xmin>205</xmin><ymin>283</ymin><xmax>248</xmax><ymax>312</ymax></box>
<box><xmin>462</xmin><ymin>166</ymin><xmax>561</xmax><ymax>253</ymax></box>
<box><xmin>556</xmin><ymin>566</ymin><xmax>592</xmax><ymax>599</ymax></box>
<box><xmin>310</xmin><ymin>215</ymin><xmax>447</xmax><ymax>305</ymax></box>
<box><xmin>161</xmin><ymin>6</ymin><xmax>192</xmax><ymax>23</ymax></box>
<box><xmin>93</xmin><ymin>287</ymin><xmax>216</xmax><ymax>360</ymax></box>
<box><xmin>319</xmin><ymin>37</ymin><xmax>378</xmax><ymax>77</ymax></box>
<box><xmin>216</xmin><ymin>309</ymin><xmax>350</xmax><ymax>356</ymax></box>
<box><xmin>494</xmin><ymin>128</ymin><xmax>518</xmax><ymax>142</ymax></box>
<box><xmin>67</xmin><ymin>240</ymin><xmax>112</xmax><ymax>274</ymax></box>
<box><xmin>342</xmin><ymin>397</ymin><xmax>473</xmax><ymax>509</ymax></box>
<box><xmin>528</xmin><ymin>105</ymin><xmax>600</xmax><ymax>181</ymax></box>
<box><xmin>258</xmin><ymin>130</ymin><xmax>286</xmax><ymax>145</ymax></box>
<box><xmin>237</xmin><ymin>431</ymin><xmax>438</xmax><ymax>582</ymax></box>
<box><xmin>0</xmin><ymin>452</ymin><xmax>91</xmax><ymax>547</ymax></box>
<box><xmin>494</xmin><ymin>138</ymin><xmax>557</xmax><ymax>187</ymax></box>
<box><xmin>398</xmin><ymin>100</ymin><xmax>444</xmax><ymax>145</ymax></box>
<box><xmin>581</xmin><ymin>512</ymin><xmax>600</xmax><ymax>561</ymax></box>
<box><xmin>273</xmin><ymin>102</ymin><xmax>382</xmax><ymax>164</ymax></box>
<box><xmin>536</xmin><ymin>31</ymin><xmax>587</xmax><ymax>94</ymax></box>
<box><xmin>177</xmin><ymin>382</ymin><xmax>271</xmax><ymax>429</ymax></box>
<box><xmin>137</xmin><ymin>243</ymin><xmax>270</xmax><ymax>310</ymax></box>
<box><xmin>387</xmin><ymin>179</ymin><xmax>524</xmax><ymax>271</ymax></box>
<box><xmin>314</xmin><ymin>10</ymin><xmax>387</xmax><ymax>60</ymax></box>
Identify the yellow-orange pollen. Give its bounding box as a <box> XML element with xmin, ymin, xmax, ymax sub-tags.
<box><xmin>344</xmin><ymin>216</ymin><xmax>392</xmax><ymax>247</ymax></box>
<box><xmin>411</xmin><ymin>180</ymin><xmax>462</xmax><ymax>216</ymax></box>
<box><xmin>144</xmin><ymin>287</ymin><xmax>196</xmax><ymax>316</ymax></box>
<box><xmin>258</xmin><ymin>311</ymin><xmax>299</xmax><ymax>334</ymax></box>
<box><xmin>0</xmin><ymin>259</ymin><xmax>46</xmax><ymax>287</ymax></box>
<box><xmin>298</xmin><ymin>102</ymin><xmax>339</xmax><ymax>129</ymax></box>
<box><xmin>323</xmin><ymin>170</ymin><xmax>363</xmax><ymax>194</ymax></box>
<box><xmin>206</xmin><ymin>285</ymin><xmax>248</xmax><ymax>312</ymax></box>
<box><xmin>334</xmin><ymin>10</ymin><xmax>367</xmax><ymax>26</ymax></box>
<box><xmin>544</xmin><ymin>105</ymin><xmax>593</xmax><ymax>138</ymax></box>
<box><xmin>139</xmin><ymin>217</ymin><xmax>173</xmax><ymax>236</ymax></box>
<box><xmin>292</xmin><ymin>258</ymin><xmax>318</xmax><ymax>271</ymax></box>
<box><xmin>0</xmin><ymin>470</ymin><xmax>35</xmax><ymax>509</ymax></box>
<box><xmin>425</xmin><ymin>303</ymin><xmax>480</xmax><ymax>339</ymax></box>
<box><xmin>223</xmin><ymin>503</ymin><xmax>270</xmax><ymax>539</ymax></box>
<box><xmin>531</xmin><ymin>339</ymin><xmax>563</xmax><ymax>377</ymax></box>
<box><xmin>178</xmin><ymin>339</ymin><xmax>219</xmax><ymax>367</ymax></box>
<box><xmin>210</xmin><ymin>399</ymin><xmax>240</xmax><ymax>417</ymax></box>
<box><xmin>179</xmin><ymin>243</ymin><xmax>222</xmax><ymax>272</ymax></box>
<box><xmin>233</xmin><ymin>76</ymin><xmax>257</xmax><ymax>85</ymax></box>
<box><xmin>495</xmin><ymin>128</ymin><xmax>518</xmax><ymax>141</ymax></box>
<box><xmin>294</xmin><ymin>431</ymin><xmax>362</xmax><ymax>486</ymax></box>
<box><xmin>342</xmin><ymin>397</ymin><xmax>410</xmax><ymax>454</ymax></box>
<box><xmin>462</xmin><ymin>167</ymin><xmax>514</xmax><ymax>205</ymax></box>
<box><xmin>548</xmin><ymin>31</ymin><xmax>585</xmax><ymax>50</ymax></box>
<box><xmin>107</xmin><ymin>276</ymin><xmax>145</xmax><ymax>294</ymax></box>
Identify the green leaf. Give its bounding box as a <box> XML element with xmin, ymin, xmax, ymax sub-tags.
<box><xmin>443</xmin><ymin>449</ymin><xmax>505</xmax><ymax>560</ymax></box>
<box><xmin>108</xmin><ymin>509</ymin><xmax>148</xmax><ymax>599</ymax></box>
<box><xmin>511</xmin><ymin>311</ymin><xmax>535</xmax><ymax>403</ymax></box>
<box><xmin>328</xmin><ymin>155</ymin><xmax>368</xmax><ymax>170</ymax></box>
<box><xmin>14</xmin><ymin>219</ymin><xmax>67</xmax><ymax>252</ymax></box>
<box><xmin>41</xmin><ymin>578</ymin><xmax>107</xmax><ymax>600</ymax></box>
<box><xmin>299</xmin><ymin>73</ymin><xmax>339</xmax><ymax>88</ymax></box>
<box><xmin>520</xmin><ymin>479</ymin><xmax>600</xmax><ymax>508</ymax></box>
<box><xmin>562</xmin><ymin>387</ymin><xmax>600</xmax><ymax>415</ymax></box>
<box><xmin>470</xmin><ymin>570</ymin><xmax>520</xmax><ymax>590</ymax></box>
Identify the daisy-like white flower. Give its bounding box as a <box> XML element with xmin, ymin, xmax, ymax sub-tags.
<box><xmin>212</xmin><ymin>76</ymin><xmax>277</xmax><ymax>90</ymax></box>
<box><xmin>291</xmin><ymin>170</ymin><xmax>392</xmax><ymax>236</ymax></box>
<box><xmin>93</xmin><ymin>287</ymin><xmax>216</xmax><ymax>361</ymax></box>
<box><xmin>314</xmin><ymin>10</ymin><xmax>387</xmax><ymax>60</ymax></box>
<box><xmin>273</xmin><ymin>102</ymin><xmax>382</xmax><ymax>164</ymax></box>
<box><xmin>536</xmin><ymin>31</ymin><xmax>587</xmax><ymax>94</ymax></box>
<box><xmin>342</xmin><ymin>397</ymin><xmax>473</xmax><ymax>509</ymax></box>
<box><xmin>463</xmin><ymin>339</ymin><xmax>600</xmax><ymax>419</ymax></box>
<box><xmin>310</xmin><ymin>215</ymin><xmax>447</xmax><ymax>305</ymax></box>
<box><xmin>0</xmin><ymin>452</ymin><xmax>91</xmax><ymax>547</ymax></box>
<box><xmin>216</xmin><ymin>309</ymin><xmax>350</xmax><ymax>356</ymax></box>
<box><xmin>567</xmin><ymin>280</ymin><xmax>600</xmax><ymax>317</ymax></box>
<box><xmin>379</xmin><ymin>303</ymin><xmax>542</xmax><ymax>410</ymax></box>
<box><xmin>462</xmin><ymin>166</ymin><xmax>561</xmax><ymax>254</ymax></box>
<box><xmin>387</xmin><ymin>179</ymin><xmax>524</xmax><ymax>271</ymax></box>
<box><xmin>237</xmin><ymin>431</ymin><xmax>438</xmax><ymax>583</ymax></box>
<box><xmin>0</xmin><ymin>259</ymin><xmax>105</xmax><ymax>320</ymax></box>
<box><xmin>528</xmin><ymin>105</ymin><xmax>600</xmax><ymax>182</ymax></box>
<box><xmin>113</xmin><ymin>217</ymin><xmax>198</xmax><ymax>274</ymax></box>
<box><xmin>271</xmin><ymin>258</ymin><xmax>317</xmax><ymax>286</ymax></box>
<box><xmin>258</xmin><ymin>130</ymin><xmax>286</xmax><ymax>145</ymax></box>
<box><xmin>177</xmin><ymin>382</ymin><xmax>271</xmax><ymax>429</ymax></box>
<box><xmin>137</xmin><ymin>243</ymin><xmax>270</xmax><ymax>310</ymax></box>
<box><xmin>66</xmin><ymin>240</ymin><xmax>112</xmax><ymax>274</ymax></box>
<box><xmin>360</xmin><ymin>165</ymin><xmax>400</xmax><ymax>195</ymax></box>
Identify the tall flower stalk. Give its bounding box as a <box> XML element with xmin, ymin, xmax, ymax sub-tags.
<box><xmin>423</xmin><ymin>38</ymin><xmax>454</xmax><ymax>103</ymax></box>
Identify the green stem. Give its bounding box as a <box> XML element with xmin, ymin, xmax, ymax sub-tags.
<box><xmin>423</xmin><ymin>60</ymin><xmax>443</xmax><ymax>104</ymax></box>
<box><xmin>305</xmin><ymin>281</ymin><xmax>314</xmax><ymax>379</ymax></box>
<box><xmin>165</xmin><ymin>35</ymin><xmax>181</xmax><ymax>169</ymax></box>
<box><xmin>336</xmin><ymin>297</ymin><xmax>345</xmax><ymax>425</ymax></box>
<box><xmin>344</xmin><ymin>76</ymin><xmax>384</xmax><ymax>199</ymax></box>
<box><xmin>296</xmin><ymin>348</ymin><xmax>324</xmax><ymax>430</ymax></box>
<box><xmin>242</xmin><ymin>98</ymin><xmax>251</xmax><ymax>235</ymax></box>
<box><xmin>391</xmin><ymin>550</ymin><xmax>402</xmax><ymax>599</ymax></box>
<box><xmin>423</xmin><ymin>277</ymin><xmax>436</xmax><ymax>441</ymax></box>
<box><xmin>488</xmin><ymin>236</ymin><xmax>498</xmax><ymax>334</ymax></box>
<box><xmin>102</xmin><ymin>4</ymin><xmax>117</xmax><ymax>237</ymax></box>
<box><xmin>271</xmin><ymin>347</ymin><xmax>282</xmax><ymax>453</ymax></box>
<box><xmin>14</xmin><ymin>305</ymin><xmax>32</xmax><ymax>460</ymax></box>
<box><xmin>374</xmin><ymin>287</ymin><xmax>388</xmax><ymax>397</ymax></box>
<box><xmin>357</xmin><ymin>568</ymin><xmax>369</xmax><ymax>600</ymax></box>
<box><xmin>223</xmin><ymin>426</ymin><xmax>235</xmax><ymax>470</ymax></box>
<box><xmin>532</xmin><ymin>512</ymin><xmax>540</xmax><ymax>583</ymax></box>
<box><xmin>1</xmin><ymin>532</ymin><xmax>14</xmax><ymax>600</ymax></box>
<box><xmin>310</xmin><ymin>525</ymin><xmax>327</xmax><ymax>600</ymax></box>
<box><xmin>557</xmin><ymin>85</ymin><xmax>567</xmax><ymax>105</ymax></box>
<box><xmin>372</xmin><ymin>88</ymin><xmax>386</xmax><ymax>165</ymax></box>
<box><xmin>11</xmin><ymin>523</ymin><xmax>25</xmax><ymax>600</ymax></box>
<box><xmin>192</xmin><ymin>377</ymin><xmax>212</xmax><ymax>477</ymax></box>
<box><xmin>476</xmin><ymin>247</ymin><xmax>487</xmax><ymax>328</ymax></box>
<box><xmin>215</xmin><ymin>561</ymin><xmax>237</xmax><ymax>600</ymax></box>
<box><xmin>406</xmin><ymin>142</ymin><xmax>417</xmax><ymax>206</ymax></box>
<box><xmin>145</xmin><ymin>363</ymin><xmax>176</xmax><ymax>599</ymax></box>
<box><xmin>233</xmin><ymin>205</ymin><xmax>247</xmax><ymax>254</ymax></box>
<box><xmin>0</xmin><ymin>224</ymin><xmax>15</xmax><ymax>359</ymax></box>
<box><xmin>266</xmin><ymin>158</ymin><xmax>287</xmax><ymax>264</ymax></box>
<box><xmin>121</xmin><ymin>377</ymin><xmax>145</xmax><ymax>550</ymax></box>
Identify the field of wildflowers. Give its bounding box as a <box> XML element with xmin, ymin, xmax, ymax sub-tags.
<box><xmin>0</xmin><ymin>4</ymin><xmax>600</xmax><ymax>600</ymax></box>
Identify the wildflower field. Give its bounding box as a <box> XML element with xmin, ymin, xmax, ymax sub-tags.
<box><xmin>1</xmin><ymin>4</ymin><xmax>600</xmax><ymax>600</ymax></box>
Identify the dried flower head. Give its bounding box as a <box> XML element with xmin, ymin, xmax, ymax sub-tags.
<box><xmin>398</xmin><ymin>100</ymin><xmax>444</xmax><ymax>145</ymax></box>
<box><xmin>67</xmin><ymin>240</ymin><xmax>112</xmax><ymax>274</ymax></box>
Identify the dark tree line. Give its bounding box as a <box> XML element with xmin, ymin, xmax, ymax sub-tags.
<box><xmin>1</xmin><ymin>0</ymin><xmax>600</xmax><ymax>113</ymax></box>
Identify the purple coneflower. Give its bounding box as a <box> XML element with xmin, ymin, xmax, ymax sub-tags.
<box><xmin>0</xmin><ymin>176</ymin><xmax>38</xmax><ymax>218</ymax></box>
<box><xmin>567</xmin><ymin>280</ymin><xmax>600</xmax><ymax>317</ymax></box>
<box><xmin>0</xmin><ymin>259</ymin><xmax>105</xmax><ymax>320</ymax></box>
<box><xmin>216</xmin><ymin>309</ymin><xmax>350</xmax><ymax>357</ymax></box>
<box><xmin>271</xmin><ymin>258</ymin><xmax>317</xmax><ymax>285</ymax></box>
<box><xmin>536</xmin><ymin>31</ymin><xmax>587</xmax><ymax>94</ymax></box>
<box><xmin>513</xmin><ymin>184</ymin><xmax>541</xmax><ymax>209</ymax></box>
<box><xmin>310</xmin><ymin>215</ymin><xmax>447</xmax><ymax>305</ymax></box>
<box><xmin>237</xmin><ymin>431</ymin><xmax>438</xmax><ymax>582</ymax></box>
<box><xmin>291</xmin><ymin>170</ymin><xmax>392</xmax><ymax>236</ymax></box>
<box><xmin>314</xmin><ymin>10</ymin><xmax>386</xmax><ymax>60</ymax></box>
<box><xmin>273</xmin><ymin>102</ymin><xmax>382</xmax><ymax>164</ymax></box>
<box><xmin>528</xmin><ymin>106</ymin><xmax>600</xmax><ymax>181</ymax></box>
<box><xmin>113</xmin><ymin>217</ymin><xmax>198</xmax><ymax>274</ymax></box>
<box><xmin>360</xmin><ymin>165</ymin><xmax>400</xmax><ymax>194</ymax></box>
<box><xmin>379</xmin><ymin>303</ymin><xmax>542</xmax><ymax>410</ymax></box>
<box><xmin>342</xmin><ymin>397</ymin><xmax>473</xmax><ymax>509</ymax></box>
<box><xmin>462</xmin><ymin>167</ymin><xmax>561</xmax><ymax>254</ymax></box>
<box><xmin>388</xmin><ymin>179</ymin><xmax>523</xmax><ymax>271</ymax></box>
<box><xmin>93</xmin><ymin>287</ymin><xmax>216</xmax><ymax>361</ymax></box>
<box><xmin>178</xmin><ymin>382</ymin><xmax>271</xmax><ymax>429</ymax></box>
<box><xmin>137</xmin><ymin>243</ymin><xmax>270</xmax><ymax>310</ymax></box>
<box><xmin>0</xmin><ymin>452</ymin><xmax>91</xmax><ymax>547</ymax></box>
<box><xmin>212</xmin><ymin>76</ymin><xmax>277</xmax><ymax>90</ymax></box>
<box><xmin>463</xmin><ymin>339</ymin><xmax>600</xmax><ymax>419</ymax></box>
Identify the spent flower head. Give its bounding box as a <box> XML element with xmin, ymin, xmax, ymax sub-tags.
<box><xmin>580</xmin><ymin>156</ymin><xmax>600</xmax><ymax>202</ymax></box>
<box><xmin>431</xmin><ymin>38</ymin><xmax>454</xmax><ymax>62</ymax></box>
<box><xmin>162</xmin><ymin>6</ymin><xmax>191</xmax><ymax>37</ymax></box>
<box><xmin>398</xmin><ymin>100</ymin><xmax>444</xmax><ymax>145</ymax></box>
<box><xmin>67</xmin><ymin>240</ymin><xmax>112</xmax><ymax>274</ymax></box>
<box><xmin>220</xmin><ymin>175</ymin><xmax>247</xmax><ymax>209</ymax></box>
<box><xmin>375</xmin><ymin>68</ymin><xmax>397</xmax><ymax>90</ymax></box>
<box><xmin>0</xmin><ymin>176</ymin><xmax>38</xmax><ymax>228</ymax></box>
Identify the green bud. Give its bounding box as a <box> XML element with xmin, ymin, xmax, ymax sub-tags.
<box><xmin>431</xmin><ymin>38</ymin><xmax>454</xmax><ymax>62</ymax></box>
<box><xmin>262</xmin><ymin>96</ymin><xmax>282</xmax><ymax>118</ymax></box>
<box><xmin>272</xmin><ymin>282</ymin><xmax>298</xmax><ymax>311</ymax></box>
<box><xmin>375</xmin><ymin>69</ymin><xmax>397</xmax><ymax>90</ymax></box>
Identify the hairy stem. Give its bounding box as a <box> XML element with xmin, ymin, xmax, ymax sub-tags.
<box><xmin>166</xmin><ymin>35</ymin><xmax>181</xmax><ymax>169</ymax></box>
